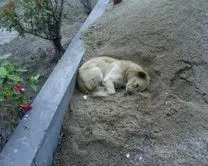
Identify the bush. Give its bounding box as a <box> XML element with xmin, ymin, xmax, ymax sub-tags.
<box><xmin>0</xmin><ymin>0</ymin><xmax>65</xmax><ymax>57</ymax></box>
<box><xmin>0</xmin><ymin>54</ymin><xmax>39</xmax><ymax>114</ymax></box>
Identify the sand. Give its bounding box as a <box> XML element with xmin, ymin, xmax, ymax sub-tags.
<box><xmin>54</xmin><ymin>0</ymin><xmax>208</xmax><ymax>165</ymax></box>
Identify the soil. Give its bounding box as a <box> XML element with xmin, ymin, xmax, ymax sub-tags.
<box><xmin>0</xmin><ymin>0</ymin><xmax>97</xmax><ymax>152</ymax></box>
<box><xmin>53</xmin><ymin>0</ymin><xmax>208</xmax><ymax>165</ymax></box>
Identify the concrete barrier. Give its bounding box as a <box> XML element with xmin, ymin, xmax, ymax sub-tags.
<box><xmin>0</xmin><ymin>0</ymin><xmax>109</xmax><ymax>165</ymax></box>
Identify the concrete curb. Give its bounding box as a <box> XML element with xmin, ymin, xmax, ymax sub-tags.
<box><xmin>0</xmin><ymin>0</ymin><xmax>109</xmax><ymax>165</ymax></box>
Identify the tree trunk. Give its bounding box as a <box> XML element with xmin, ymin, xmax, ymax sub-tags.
<box><xmin>52</xmin><ymin>37</ymin><xmax>65</xmax><ymax>58</ymax></box>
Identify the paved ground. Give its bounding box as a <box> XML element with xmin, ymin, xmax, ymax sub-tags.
<box><xmin>53</xmin><ymin>0</ymin><xmax>208</xmax><ymax>165</ymax></box>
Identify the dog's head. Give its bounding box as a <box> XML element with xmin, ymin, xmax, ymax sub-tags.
<box><xmin>126</xmin><ymin>71</ymin><xmax>150</xmax><ymax>94</ymax></box>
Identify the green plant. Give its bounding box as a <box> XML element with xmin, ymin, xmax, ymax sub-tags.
<box><xmin>0</xmin><ymin>54</ymin><xmax>39</xmax><ymax>113</ymax></box>
<box><xmin>29</xmin><ymin>74</ymin><xmax>40</xmax><ymax>91</ymax></box>
<box><xmin>0</xmin><ymin>0</ymin><xmax>65</xmax><ymax>57</ymax></box>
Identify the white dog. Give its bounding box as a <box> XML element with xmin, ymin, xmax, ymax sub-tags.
<box><xmin>77</xmin><ymin>57</ymin><xmax>150</xmax><ymax>96</ymax></box>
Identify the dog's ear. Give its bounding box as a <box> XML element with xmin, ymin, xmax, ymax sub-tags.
<box><xmin>137</xmin><ymin>71</ymin><xmax>147</xmax><ymax>79</ymax></box>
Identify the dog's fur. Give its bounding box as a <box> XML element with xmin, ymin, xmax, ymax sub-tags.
<box><xmin>77</xmin><ymin>57</ymin><xmax>150</xmax><ymax>96</ymax></box>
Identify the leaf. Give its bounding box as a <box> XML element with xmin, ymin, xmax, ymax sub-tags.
<box><xmin>4</xmin><ymin>63</ymin><xmax>16</xmax><ymax>74</ymax></box>
<box><xmin>0</xmin><ymin>96</ymin><xmax>4</xmax><ymax>102</ymax></box>
<box><xmin>0</xmin><ymin>53</ymin><xmax>11</xmax><ymax>61</ymax></box>
<box><xmin>0</xmin><ymin>67</ymin><xmax>7</xmax><ymax>78</ymax></box>
<box><xmin>16</xmin><ymin>68</ymin><xmax>28</xmax><ymax>72</ymax></box>
<box><xmin>0</xmin><ymin>94</ymin><xmax>3</xmax><ymax>102</ymax></box>
<box><xmin>1</xmin><ymin>60</ymin><xmax>10</xmax><ymax>66</ymax></box>
<box><xmin>7</xmin><ymin>75</ymin><xmax>22</xmax><ymax>82</ymax></box>
<box><xmin>0</xmin><ymin>79</ymin><xmax>3</xmax><ymax>84</ymax></box>
<box><xmin>33</xmin><ymin>74</ymin><xmax>40</xmax><ymax>81</ymax></box>
<box><xmin>30</xmin><ymin>84</ymin><xmax>37</xmax><ymax>91</ymax></box>
<box><xmin>30</xmin><ymin>74</ymin><xmax>40</xmax><ymax>83</ymax></box>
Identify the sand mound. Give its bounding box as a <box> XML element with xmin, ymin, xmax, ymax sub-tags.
<box><xmin>54</xmin><ymin>0</ymin><xmax>208</xmax><ymax>165</ymax></box>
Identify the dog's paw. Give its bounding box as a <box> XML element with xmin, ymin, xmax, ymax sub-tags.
<box><xmin>108</xmin><ymin>90</ymin><xmax>116</xmax><ymax>95</ymax></box>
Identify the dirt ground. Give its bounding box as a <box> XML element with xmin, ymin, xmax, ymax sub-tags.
<box><xmin>0</xmin><ymin>0</ymin><xmax>98</xmax><ymax>152</ymax></box>
<box><xmin>53</xmin><ymin>0</ymin><xmax>208</xmax><ymax>165</ymax></box>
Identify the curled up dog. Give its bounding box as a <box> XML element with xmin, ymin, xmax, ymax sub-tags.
<box><xmin>77</xmin><ymin>57</ymin><xmax>150</xmax><ymax>96</ymax></box>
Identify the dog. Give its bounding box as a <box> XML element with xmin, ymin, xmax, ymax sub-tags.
<box><xmin>77</xmin><ymin>57</ymin><xmax>150</xmax><ymax>96</ymax></box>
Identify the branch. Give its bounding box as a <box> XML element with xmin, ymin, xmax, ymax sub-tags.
<box><xmin>23</xmin><ymin>29</ymin><xmax>51</xmax><ymax>41</ymax></box>
<box><xmin>58</xmin><ymin>0</ymin><xmax>64</xmax><ymax>23</ymax></box>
